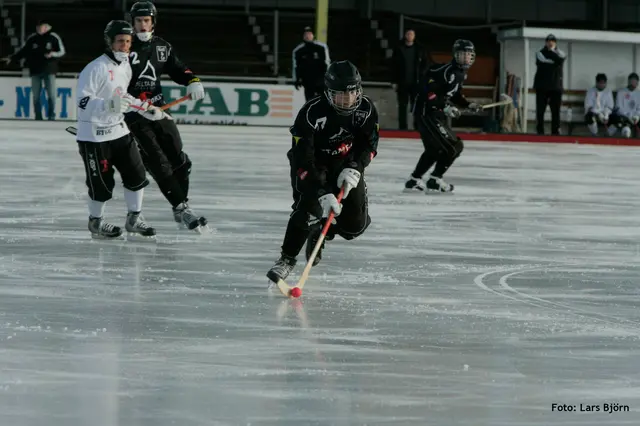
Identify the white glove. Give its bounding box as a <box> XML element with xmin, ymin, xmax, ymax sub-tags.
<box><xmin>444</xmin><ymin>105</ymin><xmax>460</xmax><ymax>118</ymax></box>
<box><xmin>138</xmin><ymin>105</ymin><xmax>172</xmax><ymax>121</ymax></box>
<box><xmin>337</xmin><ymin>168</ymin><xmax>361</xmax><ymax>199</ymax></box>
<box><xmin>187</xmin><ymin>81</ymin><xmax>205</xmax><ymax>101</ymax></box>
<box><xmin>318</xmin><ymin>193</ymin><xmax>342</xmax><ymax>219</ymax></box>
<box><xmin>597</xmin><ymin>112</ymin><xmax>605</xmax><ymax>122</ymax></box>
<box><xmin>106</xmin><ymin>93</ymin><xmax>134</xmax><ymax>113</ymax></box>
<box><xmin>468</xmin><ymin>102</ymin><xmax>482</xmax><ymax>112</ymax></box>
<box><xmin>633</xmin><ymin>116</ymin><xmax>639</xmax><ymax>125</ymax></box>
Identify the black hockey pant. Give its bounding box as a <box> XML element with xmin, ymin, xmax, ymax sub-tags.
<box><xmin>280</xmin><ymin>171</ymin><xmax>371</xmax><ymax>258</ymax></box>
<box><xmin>536</xmin><ymin>89</ymin><xmax>562</xmax><ymax>135</ymax></box>
<box><xmin>78</xmin><ymin>134</ymin><xmax>149</xmax><ymax>202</ymax></box>
<box><xmin>411</xmin><ymin>112</ymin><xmax>464</xmax><ymax>179</ymax></box>
<box><xmin>127</xmin><ymin>116</ymin><xmax>192</xmax><ymax>208</ymax></box>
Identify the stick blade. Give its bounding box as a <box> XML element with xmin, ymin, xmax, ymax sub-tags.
<box><xmin>65</xmin><ymin>126</ymin><xmax>77</xmax><ymax>136</ymax></box>
<box><xmin>275</xmin><ymin>278</ymin><xmax>293</xmax><ymax>297</ymax></box>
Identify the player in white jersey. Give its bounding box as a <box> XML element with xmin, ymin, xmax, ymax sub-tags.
<box><xmin>76</xmin><ymin>20</ymin><xmax>163</xmax><ymax>239</ymax></box>
<box><xmin>583</xmin><ymin>73</ymin><xmax>614</xmax><ymax>136</ymax></box>
<box><xmin>609</xmin><ymin>72</ymin><xmax>640</xmax><ymax>138</ymax></box>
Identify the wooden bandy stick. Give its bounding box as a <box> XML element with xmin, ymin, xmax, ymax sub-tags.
<box><xmin>129</xmin><ymin>94</ymin><xmax>191</xmax><ymax>111</ymax></box>
<box><xmin>65</xmin><ymin>95</ymin><xmax>192</xmax><ymax>136</ymax></box>
<box><xmin>275</xmin><ymin>186</ymin><xmax>346</xmax><ymax>298</ymax></box>
<box><xmin>481</xmin><ymin>94</ymin><xmax>513</xmax><ymax>110</ymax></box>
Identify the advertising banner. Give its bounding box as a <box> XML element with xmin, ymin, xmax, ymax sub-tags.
<box><xmin>0</xmin><ymin>77</ymin><xmax>306</xmax><ymax>126</ymax></box>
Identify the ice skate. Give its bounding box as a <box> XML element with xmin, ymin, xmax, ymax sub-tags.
<box><xmin>267</xmin><ymin>253</ymin><xmax>297</xmax><ymax>284</ymax></box>
<box><xmin>125</xmin><ymin>212</ymin><xmax>156</xmax><ymax>240</ymax></box>
<box><xmin>426</xmin><ymin>176</ymin><xmax>454</xmax><ymax>193</ymax></box>
<box><xmin>88</xmin><ymin>216</ymin><xmax>123</xmax><ymax>240</ymax></box>
<box><xmin>173</xmin><ymin>203</ymin><xmax>208</xmax><ymax>232</ymax></box>
<box><xmin>403</xmin><ymin>176</ymin><xmax>426</xmax><ymax>193</ymax></box>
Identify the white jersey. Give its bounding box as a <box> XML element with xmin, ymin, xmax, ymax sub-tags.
<box><xmin>584</xmin><ymin>87</ymin><xmax>613</xmax><ymax>115</ymax></box>
<box><xmin>75</xmin><ymin>53</ymin><xmax>143</xmax><ymax>143</ymax></box>
<box><xmin>615</xmin><ymin>87</ymin><xmax>640</xmax><ymax>119</ymax></box>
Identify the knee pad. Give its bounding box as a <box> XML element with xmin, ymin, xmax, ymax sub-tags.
<box><xmin>336</xmin><ymin>214</ymin><xmax>371</xmax><ymax>241</ymax></box>
<box><xmin>173</xmin><ymin>153</ymin><xmax>192</xmax><ymax>177</ymax></box>
<box><xmin>622</xmin><ymin>126</ymin><xmax>632</xmax><ymax>138</ymax></box>
<box><xmin>290</xmin><ymin>208</ymin><xmax>313</xmax><ymax>231</ymax></box>
<box><xmin>123</xmin><ymin>177</ymin><xmax>149</xmax><ymax>192</ymax></box>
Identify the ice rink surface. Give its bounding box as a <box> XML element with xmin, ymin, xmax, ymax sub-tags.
<box><xmin>1</xmin><ymin>120</ymin><xmax>640</xmax><ymax>425</ymax></box>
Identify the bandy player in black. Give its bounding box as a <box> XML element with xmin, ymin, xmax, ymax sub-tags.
<box><xmin>267</xmin><ymin>60</ymin><xmax>379</xmax><ymax>284</ymax></box>
<box><xmin>404</xmin><ymin>39</ymin><xmax>481</xmax><ymax>193</ymax></box>
<box><xmin>124</xmin><ymin>1</ymin><xmax>207</xmax><ymax>231</ymax></box>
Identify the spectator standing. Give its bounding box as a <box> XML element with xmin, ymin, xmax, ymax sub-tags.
<box><xmin>292</xmin><ymin>26</ymin><xmax>330</xmax><ymax>101</ymax></box>
<box><xmin>533</xmin><ymin>34</ymin><xmax>566</xmax><ymax>135</ymax></box>
<box><xmin>390</xmin><ymin>29</ymin><xmax>429</xmax><ymax>130</ymax></box>
<box><xmin>1</xmin><ymin>20</ymin><xmax>66</xmax><ymax>120</ymax></box>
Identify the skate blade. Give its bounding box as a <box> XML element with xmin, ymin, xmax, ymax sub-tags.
<box><xmin>126</xmin><ymin>232</ymin><xmax>157</xmax><ymax>243</ymax></box>
<box><xmin>402</xmin><ymin>187</ymin><xmax>425</xmax><ymax>194</ymax></box>
<box><xmin>90</xmin><ymin>234</ymin><xmax>125</xmax><ymax>241</ymax></box>
<box><xmin>196</xmin><ymin>224</ymin><xmax>216</xmax><ymax>235</ymax></box>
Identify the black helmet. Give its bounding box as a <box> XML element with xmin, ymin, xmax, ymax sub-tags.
<box><xmin>453</xmin><ymin>39</ymin><xmax>475</xmax><ymax>69</ymax></box>
<box><xmin>129</xmin><ymin>1</ymin><xmax>157</xmax><ymax>25</ymax></box>
<box><xmin>104</xmin><ymin>20</ymin><xmax>134</xmax><ymax>47</ymax></box>
<box><xmin>629</xmin><ymin>72</ymin><xmax>639</xmax><ymax>82</ymax></box>
<box><xmin>324</xmin><ymin>60</ymin><xmax>362</xmax><ymax>115</ymax></box>
<box><xmin>595</xmin><ymin>73</ymin><xmax>607</xmax><ymax>83</ymax></box>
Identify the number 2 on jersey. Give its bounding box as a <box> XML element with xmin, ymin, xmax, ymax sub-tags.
<box><xmin>130</xmin><ymin>52</ymin><xmax>140</xmax><ymax>65</ymax></box>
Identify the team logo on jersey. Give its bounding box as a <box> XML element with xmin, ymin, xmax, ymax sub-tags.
<box><xmin>324</xmin><ymin>127</ymin><xmax>354</xmax><ymax>157</ymax></box>
<box><xmin>449</xmin><ymin>73</ymin><xmax>455</xmax><ymax>83</ymax></box>
<box><xmin>354</xmin><ymin>109</ymin><xmax>367</xmax><ymax>126</ymax></box>
<box><xmin>156</xmin><ymin>46</ymin><xmax>168</xmax><ymax>62</ymax></box>
<box><xmin>139</xmin><ymin>61</ymin><xmax>157</xmax><ymax>81</ymax></box>
<box><xmin>78</xmin><ymin>96</ymin><xmax>90</xmax><ymax>110</ymax></box>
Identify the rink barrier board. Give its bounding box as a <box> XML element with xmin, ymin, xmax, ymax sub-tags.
<box><xmin>379</xmin><ymin>130</ymin><xmax>640</xmax><ymax>147</ymax></box>
<box><xmin>0</xmin><ymin>77</ymin><xmax>306</xmax><ymax>126</ymax></box>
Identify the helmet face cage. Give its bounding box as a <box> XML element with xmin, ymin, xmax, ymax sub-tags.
<box><xmin>325</xmin><ymin>84</ymin><xmax>363</xmax><ymax>115</ymax></box>
<box><xmin>454</xmin><ymin>49</ymin><xmax>475</xmax><ymax>69</ymax></box>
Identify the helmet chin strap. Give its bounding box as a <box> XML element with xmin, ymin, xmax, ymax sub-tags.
<box><xmin>136</xmin><ymin>31</ymin><xmax>153</xmax><ymax>42</ymax></box>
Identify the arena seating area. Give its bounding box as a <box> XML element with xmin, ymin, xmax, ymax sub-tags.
<box><xmin>0</xmin><ymin>2</ymin><xmax>499</xmax><ymax>92</ymax></box>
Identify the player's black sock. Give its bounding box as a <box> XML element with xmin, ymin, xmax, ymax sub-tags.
<box><xmin>412</xmin><ymin>151</ymin><xmax>437</xmax><ymax>178</ymax></box>
<box><xmin>157</xmin><ymin>176</ymin><xmax>187</xmax><ymax>208</ymax></box>
<box><xmin>280</xmin><ymin>219</ymin><xmax>309</xmax><ymax>259</ymax></box>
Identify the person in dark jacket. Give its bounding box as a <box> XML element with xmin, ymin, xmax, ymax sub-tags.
<box><xmin>292</xmin><ymin>26</ymin><xmax>331</xmax><ymax>101</ymax></box>
<box><xmin>390</xmin><ymin>29</ymin><xmax>429</xmax><ymax>130</ymax></box>
<box><xmin>1</xmin><ymin>20</ymin><xmax>66</xmax><ymax>120</ymax></box>
<box><xmin>533</xmin><ymin>34</ymin><xmax>566</xmax><ymax>135</ymax></box>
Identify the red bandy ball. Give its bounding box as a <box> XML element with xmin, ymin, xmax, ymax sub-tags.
<box><xmin>290</xmin><ymin>287</ymin><xmax>302</xmax><ymax>298</ymax></box>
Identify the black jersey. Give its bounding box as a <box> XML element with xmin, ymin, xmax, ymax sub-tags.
<box><xmin>126</xmin><ymin>36</ymin><xmax>200</xmax><ymax>106</ymax></box>
<box><xmin>289</xmin><ymin>95</ymin><xmax>379</xmax><ymax>198</ymax></box>
<box><xmin>413</xmin><ymin>60</ymin><xmax>470</xmax><ymax>117</ymax></box>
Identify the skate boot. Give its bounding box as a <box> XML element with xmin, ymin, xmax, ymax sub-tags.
<box><xmin>267</xmin><ymin>253</ymin><xmax>297</xmax><ymax>284</ymax></box>
<box><xmin>173</xmin><ymin>203</ymin><xmax>208</xmax><ymax>230</ymax></box>
<box><xmin>306</xmin><ymin>222</ymin><xmax>334</xmax><ymax>267</ymax></box>
<box><xmin>403</xmin><ymin>176</ymin><xmax>426</xmax><ymax>192</ymax></box>
<box><xmin>125</xmin><ymin>212</ymin><xmax>156</xmax><ymax>238</ymax></box>
<box><xmin>88</xmin><ymin>216</ymin><xmax>123</xmax><ymax>239</ymax></box>
<box><xmin>426</xmin><ymin>176</ymin><xmax>454</xmax><ymax>192</ymax></box>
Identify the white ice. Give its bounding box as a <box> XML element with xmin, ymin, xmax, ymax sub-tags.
<box><xmin>1</xmin><ymin>120</ymin><xmax>640</xmax><ymax>425</ymax></box>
